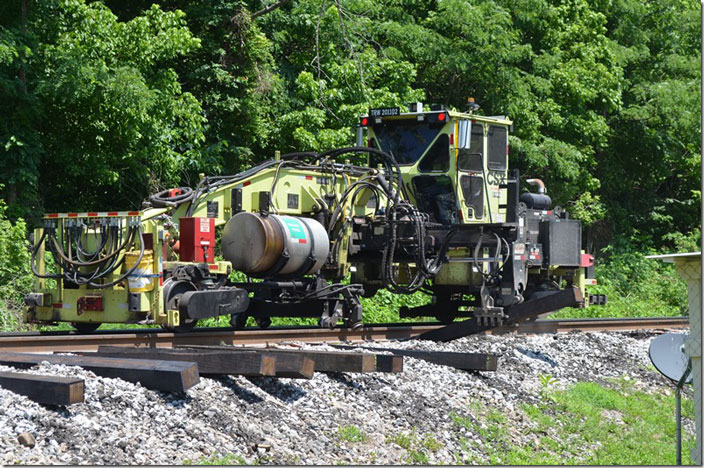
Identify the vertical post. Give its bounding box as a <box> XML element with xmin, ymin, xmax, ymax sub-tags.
<box><xmin>355</xmin><ymin>126</ymin><xmax>363</xmax><ymax>147</ymax></box>
<box><xmin>676</xmin><ymin>386</ymin><xmax>682</xmax><ymax>465</ymax></box>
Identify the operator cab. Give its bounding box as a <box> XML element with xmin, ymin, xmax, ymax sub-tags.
<box><xmin>360</xmin><ymin>102</ymin><xmax>512</xmax><ymax>225</ymax></box>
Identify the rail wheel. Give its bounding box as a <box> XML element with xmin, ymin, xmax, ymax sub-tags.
<box><xmin>162</xmin><ymin>278</ymin><xmax>199</xmax><ymax>332</ymax></box>
<box><xmin>255</xmin><ymin>317</ymin><xmax>272</xmax><ymax>329</ymax></box>
<box><xmin>230</xmin><ymin>312</ymin><xmax>248</xmax><ymax>330</ymax></box>
<box><xmin>71</xmin><ymin>322</ymin><xmax>101</xmax><ymax>333</ymax></box>
<box><xmin>433</xmin><ymin>296</ymin><xmax>459</xmax><ymax>325</ymax></box>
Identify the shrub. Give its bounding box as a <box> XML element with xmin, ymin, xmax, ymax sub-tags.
<box><xmin>0</xmin><ymin>195</ymin><xmax>33</xmax><ymax>331</ymax></box>
<box><xmin>553</xmin><ymin>252</ymin><xmax>688</xmax><ymax>318</ymax></box>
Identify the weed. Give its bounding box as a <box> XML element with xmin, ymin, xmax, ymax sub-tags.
<box><xmin>538</xmin><ymin>373</ymin><xmax>558</xmax><ymax>389</ymax></box>
<box><xmin>421</xmin><ymin>433</ymin><xmax>442</xmax><ymax>452</ymax></box>
<box><xmin>386</xmin><ymin>431</ymin><xmax>413</xmax><ymax>450</ymax></box>
<box><xmin>386</xmin><ymin>429</ymin><xmax>439</xmax><ymax>464</ymax></box>
<box><xmin>407</xmin><ymin>449</ymin><xmax>429</xmax><ymax>464</ymax></box>
<box><xmin>337</xmin><ymin>425</ymin><xmax>367</xmax><ymax>443</ymax></box>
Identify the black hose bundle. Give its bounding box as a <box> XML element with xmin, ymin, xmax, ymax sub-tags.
<box><xmin>148</xmin><ymin>187</ymin><xmax>194</xmax><ymax>208</ymax></box>
<box><xmin>32</xmin><ymin>220</ymin><xmax>146</xmax><ymax>289</ymax></box>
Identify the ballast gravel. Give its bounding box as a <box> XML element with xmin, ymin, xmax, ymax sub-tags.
<box><xmin>0</xmin><ymin>329</ymin><xmax>690</xmax><ymax>465</ymax></box>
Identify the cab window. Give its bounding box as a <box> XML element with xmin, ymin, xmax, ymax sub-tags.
<box><xmin>372</xmin><ymin>123</ymin><xmax>444</xmax><ymax>165</ymax></box>
<box><xmin>418</xmin><ymin>134</ymin><xmax>450</xmax><ymax>172</ymax></box>
<box><xmin>459</xmin><ymin>175</ymin><xmax>484</xmax><ymax>218</ymax></box>
<box><xmin>458</xmin><ymin>123</ymin><xmax>484</xmax><ymax>171</ymax></box>
<box><xmin>487</xmin><ymin>125</ymin><xmax>507</xmax><ymax>171</ymax></box>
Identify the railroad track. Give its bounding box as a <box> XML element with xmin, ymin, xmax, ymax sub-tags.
<box><xmin>0</xmin><ymin>316</ymin><xmax>689</xmax><ymax>353</ymax></box>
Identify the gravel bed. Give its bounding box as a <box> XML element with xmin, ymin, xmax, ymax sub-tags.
<box><xmin>0</xmin><ymin>329</ymin><xmax>690</xmax><ymax>465</ymax></box>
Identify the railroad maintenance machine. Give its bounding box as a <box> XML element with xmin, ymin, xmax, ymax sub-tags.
<box><xmin>25</xmin><ymin>100</ymin><xmax>605</xmax><ymax>333</ymax></box>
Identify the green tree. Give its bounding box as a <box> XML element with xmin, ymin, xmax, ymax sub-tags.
<box><xmin>0</xmin><ymin>1</ymin><xmax>42</xmax><ymax>222</ymax></box>
<box><xmin>593</xmin><ymin>0</ymin><xmax>701</xmax><ymax>253</ymax></box>
<box><xmin>260</xmin><ymin>0</ymin><xmax>424</xmax><ymax>152</ymax></box>
<box><xmin>24</xmin><ymin>0</ymin><xmax>206</xmax><ymax>213</ymax></box>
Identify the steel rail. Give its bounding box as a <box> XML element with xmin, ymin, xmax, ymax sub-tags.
<box><xmin>0</xmin><ymin>316</ymin><xmax>689</xmax><ymax>353</ymax></box>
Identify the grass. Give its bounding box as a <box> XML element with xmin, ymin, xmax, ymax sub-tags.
<box><xmin>337</xmin><ymin>425</ymin><xmax>368</xmax><ymax>443</ymax></box>
<box><xmin>450</xmin><ymin>378</ymin><xmax>697</xmax><ymax>465</ymax></box>
<box><xmin>386</xmin><ymin>429</ymin><xmax>444</xmax><ymax>464</ymax></box>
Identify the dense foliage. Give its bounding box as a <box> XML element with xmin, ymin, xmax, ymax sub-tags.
<box><xmin>0</xmin><ymin>0</ymin><xmax>698</xmax><ymax>324</ymax></box>
<box><xmin>1</xmin><ymin>0</ymin><xmax>699</xmax><ymax>252</ymax></box>
<box><xmin>0</xmin><ymin>189</ymin><xmax>33</xmax><ymax>330</ymax></box>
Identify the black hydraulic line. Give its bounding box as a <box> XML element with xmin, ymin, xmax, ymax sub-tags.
<box><xmin>30</xmin><ymin>230</ymin><xmax>62</xmax><ymax>279</ymax></box>
<box><xmin>186</xmin><ymin>159</ymin><xmax>280</xmax><ymax>217</ymax></box>
<box><xmin>49</xmin><ymin>221</ymin><xmax>134</xmax><ymax>284</ymax></box>
<box><xmin>326</xmin><ymin>178</ymin><xmax>381</xmax><ymax>231</ymax></box>
<box><xmin>279</xmin><ymin>151</ymin><xmax>319</xmax><ymax>161</ymax></box>
<box><xmin>88</xmin><ymin>225</ymin><xmax>145</xmax><ymax>289</ymax></box>
<box><xmin>50</xmin><ymin>223</ymin><xmax>132</xmax><ymax>267</ymax></box>
<box><xmin>268</xmin><ymin>160</ymin><xmax>299</xmax><ymax>213</ymax></box>
<box><xmin>75</xmin><ymin>222</ymin><xmax>109</xmax><ymax>262</ymax></box>
<box><xmin>319</xmin><ymin>146</ymin><xmax>405</xmax><ymax>201</ymax></box>
<box><xmin>50</xmin><ymin>226</ymin><xmax>135</xmax><ymax>284</ymax></box>
<box><xmin>149</xmin><ymin>187</ymin><xmax>194</xmax><ymax>208</ymax></box>
<box><xmin>84</xmin><ymin>229</ymin><xmax>132</xmax><ymax>284</ymax></box>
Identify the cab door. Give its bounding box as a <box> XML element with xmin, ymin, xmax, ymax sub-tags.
<box><xmin>456</xmin><ymin>120</ymin><xmax>486</xmax><ymax>223</ymax></box>
<box><xmin>456</xmin><ymin>121</ymin><xmax>509</xmax><ymax>224</ymax></box>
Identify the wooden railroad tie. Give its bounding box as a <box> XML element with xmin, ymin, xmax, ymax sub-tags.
<box><xmin>89</xmin><ymin>346</ymin><xmax>315</xmax><ymax>380</ymax></box>
<box><xmin>0</xmin><ymin>351</ymin><xmax>198</xmax><ymax>393</ymax></box>
<box><xmin>0</xmin><ymin>371</ymin><xmax>84</xmax><ymax>405</ymax></box>
<box><xmin>176</xmin><ymin>344</ymin><xmax>404</xmax><ymax>374</ymax></box>
<box><xmin>333</xmin><ymin>345</ymin><xmax>498</xmax><ymax>372</ymax></box>
<box><xmin>84</xmin><ymin>346</ymin><xmax>277</xmax><ymax>377</ymax></box>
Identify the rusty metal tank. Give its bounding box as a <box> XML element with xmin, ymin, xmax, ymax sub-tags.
<box><xmin>221</xmin><ymin>212</ymin><xmax>330</xmax><ymax>276</ymax></box>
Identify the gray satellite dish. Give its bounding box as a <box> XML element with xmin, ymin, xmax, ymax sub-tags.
<box><xmin>649</xmin><ymin>332</ymin><xmax>692</xmax><ymax>384</ymax></box>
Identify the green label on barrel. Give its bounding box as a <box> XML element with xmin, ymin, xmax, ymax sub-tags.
<box><xmin>283</xmin><ymin>218</ymin><xmax>306</xmax><ymax>240</ymax></box>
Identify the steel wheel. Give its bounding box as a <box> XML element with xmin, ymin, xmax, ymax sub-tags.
<box><xmin>71</xmin><ymin>322</ymin><xmax>101</xmax><ymax>333</ymax></box>
<box><xmin>230</xmin><ymin>312</ymin><xmax>248</xmax><ymax>330</ymax></box>
<box><xmin>161</xmin><ymin>278</ymin><xmax>199</xmax><ymax>332</ymax></box>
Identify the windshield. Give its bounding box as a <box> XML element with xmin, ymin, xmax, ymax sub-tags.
<box><xmin>372</xmin><ymin>123</ymin><xmax>444</xmax><ymax>165</ymax></box>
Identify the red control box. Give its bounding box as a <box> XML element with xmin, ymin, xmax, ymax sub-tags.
<box><xmin>179</xmin><ymin>217</ymin><xmax>215</xmax><ymax>263</ymax></box>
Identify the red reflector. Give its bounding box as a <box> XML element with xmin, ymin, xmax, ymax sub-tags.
<box><xmin>438</xmin><ymin>113</ymin><xmax>446</xmax><ymax>122</ymax></box>
<box><xmin>87</xmin><ymin>212</ymin><xmax>98</xmax><ymax>217</ymax></box>
<box><xmin>547</xmin><ymin>211</ymin><xmax>553</xmax><ymax>215</ymax></box>
<box><xmin>581</xmin><ymin>253</ymin><xmax>595</xmax><ymax>267</ymax></box>
<box><xmin>449</xmin><ymin>133</ymin><xmax>454</xmax><ymax>145</ymax></box>
<box><xmin>305</xmin><ymin>176</ymin><xmax>313</xmax><ymax>180</ymax></box>
<box><xmin>208</xmin><ymin>264</ymin><xmax>219</xmax><ymax>270</ymax></box>
<box><xmin>298</xmin><ymin>239</ymin><xmax>307</xmax><ymax>244</ymax></box>
<box><xmin>68</xmin><ymin>213</ymin><xmax>78</xmax><ymax>217</ymax></box>
<box><xmin>243</xmin><ymin>180</ymin><xmax>251</xmax><ymax>187</ymax></box>
<box><xmin>128</xmin><ymin>211</ymin><xmax>140</xmax><ymax>216</ymax></box>
<box><xmin>361</xmin><ymin>117</ymin><xmax>369</xmax><ymax>126</ymax></box>
<box><xmin>520</xmin><ymin>255</ymin><xmax>526</xmax><ymax>261</ymax></box>
<box><xmin>367</xmin><ymin>138</ymin><xmax>373</xmax><ymax>148</ymax></box>
<box><xmin>52</xmin><ymin>303</ymin><xmax>62</xmax><ymax>309</ymax></box>
<box><xmin>107</xmin><ymin>212</ymin><xmax>118</xmax><ymax>216</ymax></box>
<box><xmin>47</xmin><ymin>214</ymin><xmax>59</xmax><ymax>218</ymax></box>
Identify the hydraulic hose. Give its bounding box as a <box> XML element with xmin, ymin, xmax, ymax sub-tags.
<box><xmin>149</xmin><ymin>187</ymin><xmax>194</xmax><ymax>208</ymax></box>
<box><xmin>30</xmin><ymin>230</ymin><xmax>62</xmax><ymax>279</ymax></box>
<box><xmin>89</xmin><ymin>225</ymin><xmax>145</xmax><ymax>289</ymax></box>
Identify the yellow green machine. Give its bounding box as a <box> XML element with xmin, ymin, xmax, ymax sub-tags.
<box><xmin>25</xmin><ymin>101</ymin><xmax>603</xmax><ymax>333</ymax></box>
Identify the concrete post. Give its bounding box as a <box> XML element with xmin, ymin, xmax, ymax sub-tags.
<box><xmin>672</xmin><ymin>256</ymin><xmax>701</xmax><ymax>464</ymax></box>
